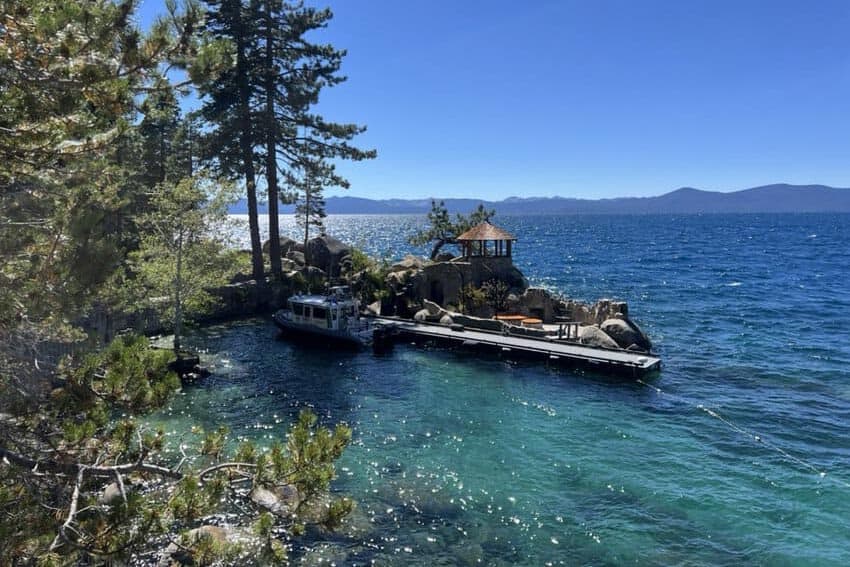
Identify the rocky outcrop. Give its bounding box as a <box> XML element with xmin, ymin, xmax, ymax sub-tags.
<box><xmin>414</xmin><ymin>299</ymin><xmax>451</xmax><ymax>323</ymax></box>
<box><xmin>399</xmin><ymin>255</ymin><xmax>527</xmax><ymax>308</ymax></box>
<box><xmin>600</xmin><ymin>317</ymin><xmax>652</xmax><ymax>352</ymax></box>
<box><xmin>514</xmin><ymin>287</ymin><xmax>558</xmax><ymax>322</ymax></box>
<box><xmin>561</xmin><ymin>298</ymin><xmax>629</xmax><ymax>326</ymax></box>
<box><xmin>579</xmin><ymin>325</ymin><xmax>620</xmax><ymax>349</ymax></box>
<box><xmin>390</xmin><ymin>254</ymin><xmax>426</xmax><ymax>273</ymax></box>
<box><xmin>285</xmin><ymin>250</ymin><xmax>306</xmax><ymax>266</ymax></box>
<box><xmin>423</xmin><ymin>299</ymin><xmax>443</xmax><ymax>316</ymax></box>
<box><xmin>262</xmin><ymin>236</ymin><xmax>298</xmax><ymax>257</ymax></box>
<box><xmin>306</xmin><ymin>235</ymin><xmax>351</xmax><ymax>277</ymax></box>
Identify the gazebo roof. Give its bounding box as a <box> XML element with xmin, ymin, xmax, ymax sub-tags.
<box><xmin>456</xmin><ymin>221</ymin><xmax>516</xmax><ymax>242</ymax></box>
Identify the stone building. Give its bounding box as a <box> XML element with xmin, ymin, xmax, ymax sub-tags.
<box><xmin>408</xmin><ymin>221</ymin><xmax>527</xmax><ymax>308</ymax></box>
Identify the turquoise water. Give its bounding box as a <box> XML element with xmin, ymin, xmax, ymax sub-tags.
<box><xmin>154</xmin><ymin>214</ymin><xmax>850</xmax><ymax>565</ymax></box>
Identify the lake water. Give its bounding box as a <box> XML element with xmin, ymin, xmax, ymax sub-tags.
<box><xmin>151</xmin><ymin>214</ymin><xmax>850</xmax><ymax>565</ymax></box>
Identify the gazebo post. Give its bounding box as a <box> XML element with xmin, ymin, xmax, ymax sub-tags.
<box><xmin>455</xmin><ymin>221</ymin><xmax>517</xmax><ymax>260</ymax></box>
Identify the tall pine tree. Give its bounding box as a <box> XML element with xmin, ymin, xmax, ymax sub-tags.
<box><xmin>198</xmin><ymin>0</ymin><xmax>265</xmax><ymax>282</ymax></box>
<box><xmin>251</xmin><ymin>1</ymin><xmax>375</xmax><ymax>275</ymax></box>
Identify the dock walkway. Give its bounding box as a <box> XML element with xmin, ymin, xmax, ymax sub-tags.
<box><xmin>372</xmin><ymin>317</ymin><xmax>661</xmax><ymax>377</ymax></box>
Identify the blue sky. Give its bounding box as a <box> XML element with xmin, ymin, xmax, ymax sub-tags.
<box><xmin>138</xmin><ymin>0</ymin><xmax>850</xmax><ymax>200</ymax></box>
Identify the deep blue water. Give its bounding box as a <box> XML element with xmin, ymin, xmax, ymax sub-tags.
<box><xmin>153</xmin><ymin>214</ymin><xmax>850</xmax><ymax>565</ymax></box>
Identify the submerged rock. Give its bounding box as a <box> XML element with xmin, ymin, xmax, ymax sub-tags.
<box><xmin>158</xmin><ymin>525</ymin><xmax>235</xmax><ymax>567</ymax></box>
<box><xmin>250</xmin><ymin>484</ymin><xmax>301</xmax><ymax>517</ymax></box>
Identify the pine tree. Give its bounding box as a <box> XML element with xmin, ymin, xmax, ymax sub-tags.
<box><xmin>409</xmin><ymin>201</ymin><xmax>496</xmax><ymax>259</ymax></box>
<box><xmin>198</xmin><ymin>0</ymin><xmax>265</xmax><ymax>283</ymax></box>
<box><xmin>250</xmin><ymin>1</ymin><xmax>376</xmax><ymax>275</ymax></box>
<box><xmin>0</xmin><ymin>0</ymin><xmax>199</xmax><ymax>393</ymax></box>
<box><xmin>294</xmin><ymin>159</ymin><xmax>329</xmax><ymax>254</ymax></box>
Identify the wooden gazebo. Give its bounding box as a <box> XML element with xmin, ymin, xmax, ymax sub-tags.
<box><xmin>456</xmin><ymin>221</ymin><xmax>516</xmax><ymax>258</ymax></box>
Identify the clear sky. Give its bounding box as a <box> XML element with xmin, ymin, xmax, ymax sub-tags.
<box><xmin>138</xmin><ymin>0</ymin><xmax>850</xmax><ymax>200</ymax></box>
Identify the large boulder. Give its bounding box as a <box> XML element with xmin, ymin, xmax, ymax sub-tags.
<box><xmin>390</xmin><ymin>254</ymin><xmax>426</xmax><ymax>273</ymax></box>
<box><xmin>262</xmin><ymin>236</ymin><xmax>298</xmax><ymax>257</ymax></box>
<box><xmin>385</xmin><ymin>270</ymin><xmax>408</xmax><ymax>291</ymax></box>
<box><xmin>578</xmin><ymin>325</ymin><xmax>620</xmax><ymax>349</ymax></box>
<box><xmin>559</xmin><ymin>298</ymin><xmax>629</xmax><ymax>326</ymax></box>
<box><xmin>450</xmin><ymin>314</ymin><xmax>507</xmax><ymax>333</ymax></box>
<box><xmin>280</xmin><ymin>258</ymin><xmax>298</xmax><ymax>272</ymax></box>
<box><xmin>591</xmin><ymin>299</ymin><xmax>629</xmax><ymax>324</ymax></box>
<box><xmin>300</xmin><ymin>265</ymin><xmax>326</xmax><ymax>284</ymax></box>
<box><xmin>392</xmin><ymin>293</ymin><xmax>419</xmax><ymax>319</ymax></box>
<box><xmin>99</xmin><ymin>482</ymin><xmax>124</xmax><ymax>505</ymax></box>
<box><xmin>517</xmin><ymin>287</ymin><xmax>558</xmax><ymax>322</ymax></box>
<box><xmin>306</xmin><ymin>235</ymin><xmax>352</xmax><ymax>277</ymax></box>
<box><xmin>600</xmin><ymin>318</ymin><xmax>652</xmax><ymax>352</ymax></box>
<box><xmin>286</xmin><ymin>250</ymin><xmax>306</xmax><ymax>266</ymax></box>
<box><xmin>562</xmin><ymin>300</ymin><xmax>592</xmax><ymax>324</ymax></box>
<box><xmin>423</xmin><ymin>299</ymin><xmax>443</xmax><ymax>316</ymax></box>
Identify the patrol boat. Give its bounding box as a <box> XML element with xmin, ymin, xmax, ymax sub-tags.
<box><xmin>272</xmin><ymin>286</ymin><xmax>373</xmax><ymax>346</ymax></box>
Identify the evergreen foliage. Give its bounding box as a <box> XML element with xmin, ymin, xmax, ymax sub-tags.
<box><xmin>409</xmin><ymin>200</ymin><xmax>496</xmax><ymax>259</ymax></box>
<box><xmin>197</xmin><ymin>0</ymin><xmax>375</xmax><ymax>278</ymax></box>
<box><xmin>0</xmin><ymin>337</ymin><xmax>353</xmax><ymax>563</ymax></box>
<box><xmin>1</xmin><ymin>0</ymin><xmax>365</xmax><ymax>562</ymax></box>
<box><xmin>482</xmin><ymin>278</ymin><xmax>511</xmax><ymax>312</ymax></box>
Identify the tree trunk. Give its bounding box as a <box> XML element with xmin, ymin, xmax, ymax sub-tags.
<box><xmin>303</xmin><ymin>176</ymin><xmax>311</xmax><ymax>265</ymax></box>
<box><xmin>430</xmin><ymin>239</ymin><xmax>447</xmax><ymax>260</ymax></box>
<box><xmin>235</xmin><ymin>22</ymin><xmax>264</xmax><ymax>283</ymax></box>
<box><xmin>174</xmin><ymin>225</ymin><xmax>183</xmax><ymax>353</ymax></box>
<box><xmin>264</xmin><ymin>2</ymin><xmax>281</xmax><ymax>278</ymax></box>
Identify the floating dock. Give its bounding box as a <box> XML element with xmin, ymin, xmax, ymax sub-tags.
<box><xmin>372</xmin><ymin>317</ymin><xmax>661</xmax><ymax>378</ymax></box>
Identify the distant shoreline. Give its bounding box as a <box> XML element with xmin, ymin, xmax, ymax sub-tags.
<box><xmin>228</xmin><ymin>183</ymin><xmax>850</xmax><ymax>215</ymax></box>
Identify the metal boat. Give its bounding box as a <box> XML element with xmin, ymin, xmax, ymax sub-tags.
<box><xmin>272</xmin><ymin>286</ymin><xmax>373</xmax><ymax>346</ymax></box>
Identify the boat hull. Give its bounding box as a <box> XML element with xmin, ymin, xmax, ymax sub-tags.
<box><xmin>272</xmin><ymin>310</ymin><xmax>372</xmax><ymax>347</ymax></box>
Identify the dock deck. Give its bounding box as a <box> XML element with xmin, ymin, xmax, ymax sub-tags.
<box><xmin>372</xmin><ymin>317</ymin><xmax>661</xmax><ymax>377</ymax></box>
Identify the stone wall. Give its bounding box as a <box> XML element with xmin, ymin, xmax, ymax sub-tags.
<box><xmin>403</xmin><ymin>256</ymin><xmax>527</xmax><ymax>308</ymax></box>
<box><xmin>78</xmin><ymin>279</ymin><xmax>294</xmax><ymax>346</ymax></box>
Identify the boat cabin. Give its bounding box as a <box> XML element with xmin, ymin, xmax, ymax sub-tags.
<box><xmin>286</xmin><ymin>286</ymin><xmax>359</xmax><ymax>331</ymax></box>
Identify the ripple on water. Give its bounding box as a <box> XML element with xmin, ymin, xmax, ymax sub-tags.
<box><xmin>146</xmin><ymin>214</ymin><xmax>850</xmax><ymax>565</ymax></box>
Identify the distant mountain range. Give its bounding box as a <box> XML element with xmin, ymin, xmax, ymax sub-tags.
<box><xmin>227</xmin><ymin>184</ymin><xmax>850</xmax><ymax>215</ymax></box>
